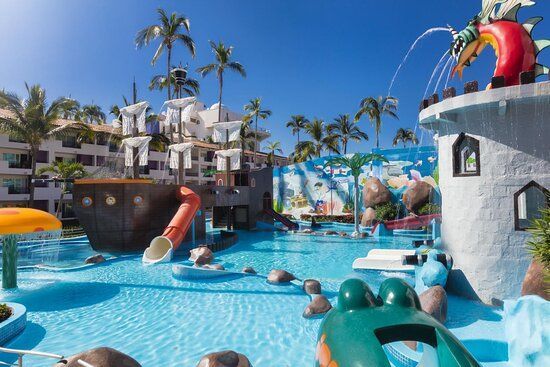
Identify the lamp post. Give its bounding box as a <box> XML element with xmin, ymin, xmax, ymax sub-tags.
<box><xmin>171</xmin><ymin>66</ymin><xmax>188</xmax><ymax>185</ymax></box>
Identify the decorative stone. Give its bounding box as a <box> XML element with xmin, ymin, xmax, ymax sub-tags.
<box><xmin>521</xmin><ymin>260</ymin><xmax>549</xmax><ymax>300</ymax></box>
<box><xmin>324</xmin><ymin>230</ymin><xmax>338</xmax><ymax>236</ymax></box>
<box><xmin>360</xmin><ymin>208</ymin><xmax>376</xmax><ymax>227</ymax></box>
<box><xmin>196</xmin><ymin>350</ymin><xmax>252</xmax><ymax>367</ymax></box>
<box><xmin>363</xmin><ymin>178</ymin><xmax>391</xmax><ymax>208</ymax></box>
<box><xmin>190</xmin><ymin>246</ymin><xmax>214</xmax><ymax>266</ymax></box>
<box><xmin>242</xmin><ymin>267</ymin><xmax>257</xmax><ymax>275</ymax></box>
<box><xmin>464</xmin><ymin>80</ymin><xmax>479</xmax><ymax>94</ymax></box>
<box><xmin>54</xmin><ymin>347</ymin><xmax>141</xmax><ymax>367</ymax></box>
<box><xmin>491</xmin><ymin>75</ymin><xmax>506</xmax><ymax>89</ymax></box>
<box><xmin>353</xmin><ymin>232</ymin><xmax>369</xmax><ymax>239</ymax></box>
<box><xmin>267</xmin><ymin>269</ymin><xmax>296</xmax><ymax>284</ymax></box>
<box><xmin>443</xmin><ymin>87</ymin><xmax>457</xmax><ymax>99</ymax></box>
<box><xmin>402</xmin><ymin>181</ymin><xmax>434</xmax><ymax>214</ymax></box>
<box><xmin>419</xmin><ymin>286</ymin><xmax>448</xmax><ymax>324</ymax></box>
<box><xmin>303</xmin><ymin>279</ymin><xmax>322</xmax><ymax>295</ymax></box>
<box><xmin>84</xmin><ymin>254</ymin><xmax>106</xmax><ymax>264</ymax></box>
<box><xmin>338</xmin><ymin>232</ymin><xmax>348</xmax><ymax>237</ymax></box>
<box><xmin>203</xmin><ymin>264</ymin><xmax>225</xmax><ymax>271</ymax></box>
<box><xmin>302</xmin><ymin>229</ymin><xmax>314</xmax><ymax>234</ymax></box>
<box><xmin>303</xmin><ymin>295</ymin><xmax>332</xmax><ymax>318</ymax></box>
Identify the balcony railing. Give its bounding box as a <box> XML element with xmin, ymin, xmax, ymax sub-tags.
<box><xmin>6</xmin><ymin>187</ymin><xmax>30</xmax><ymax>194</ymax></box>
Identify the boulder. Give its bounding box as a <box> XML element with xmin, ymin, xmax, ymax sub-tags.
<box><xmin>196</xmin><ymin>350</ymin><xmax>252</xmax><ymax>367</ymax></box>
<box><xmin>302</xmin><ymin>229</ymin><xmax>314</xmax><ymax>234</ymax></box>
<box><xmin>419</xmin><ymin>286</ymin><xmax>447</xmax><ymax>324</ymax></box>
<box><xmin>303</xmin><ymin>295</ymin><xmax>332</xmax><ymax>318</ymax></box>
<box><xmin>363</xmin><ymin>178</ymin><xmax>391</xmax><ymax>208</ymax></box>
<box><xmin>402</xmin><ymin>181</ymin><xmax>434</xmax><ymax>214</ymax></box>
<box><xmin>203</xmin><ymin>264</ymin><xmax>225</xmax><ymax>271</ymax></box>
<box><xmin>84</xmin><ymin>254</ymin><xmax>106</xmax><ymax>264</ymax></box>
<box><xmin>190</xmin><ymin>246</ymin><xmax>214</xmax><ymax>266</ymax></box>
<box><xmin>324</xmin><ymin>230</ymin><xmax>338</xmax><ymax>236</ymax></box>
<box><xmin>338</xmin><ymin>232</ymin><xmax>348</xmax><ymax>238</ymax></box>
<box><xmin>267</xmin><ymin>269</ymin><xmax>296</xmax><ymax>284</ymax></box>
<box><xmin>54</xmin><ymin>347</ymin><xmax>140</xmax><ymax>367</ymax></box>
<box><xmin>242</xmin><ymin>267</ymin><xmax>257</xmax><ymax>275</ymax></box>
<box><xmin>521</xmin><ymin>260</ymin><xmax>549</xmax><ymax>300</ymax></box>
<box><xmin>303</xmin><ymin>279</ymin><xmax>322</xmax><ymax>295</ymax></box>
<box><xmin>360</xmin><ymin>208</ymin><xmax>376</xmax><ymax>227</ymax></box>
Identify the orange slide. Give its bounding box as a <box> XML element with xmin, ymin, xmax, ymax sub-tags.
<box><xmin>142</xmin><ymin>186</ymin><xmax>201</xmax><ymax>264</ymax></box>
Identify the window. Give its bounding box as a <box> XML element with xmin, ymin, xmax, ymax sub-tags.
<box><xmin>514</xmin><ymin>181</ymin><xmax>549</xmax><ymax>231</ymax></box>
<box><xmin>61</xmin><ymin>135</ymin><xmax>80</xmax><ymax>148</ymax></box>
<box><xmin>96</xmin><ymin>156</ymin><xmax>106</xmax><ymax>166</ymax></box>
<box><xmin>2</xmin><ymin>177</ymin><xmax>29</xmax><ymax>194</ymax></box>
<box><xmin>77</xmin><ymin>154</ymin><xmax>94</xmax><ymax>166</ymax></box>
<box><xmin>452</xmin><ymin>133</ymin><xmax>480</xmax><ymax>177</ymax></box>
<box><xmin>36</xmin><ymin>150</ymin><xmax>49</xmax><ymax>163</ymax></box>
<box><xmin>2</xmin><ymin>153</ymin><xmax>30</xmax><ymax>169</ymax></box>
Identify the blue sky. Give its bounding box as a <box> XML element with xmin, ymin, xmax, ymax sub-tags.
<box><xmin>1</xmin><ymin>0</ymin><xmax>549</xmax><ymax>155</ymax></box>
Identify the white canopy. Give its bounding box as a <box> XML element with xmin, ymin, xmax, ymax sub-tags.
<box><xmin>161</xmin><ymin>97</ymin><xmax>196</xmax><ymax>127</ymax></box>
<box><xmin>120</xmin><ymin>101</ymin><xmax>149</xmax><ymax>135</ymax></box>
<box><xmin>212</xmin><ymin>121</ymin><xmax>242</xmax><ymax>143</ymax></box>
<box><xmin>122</xmin><ymin>136</ymin><xmax>152</xmax><ymax>167</ymax></box>
<box><xmin>168</xmin><ymin>143</ymin><xmax>194</xmax><ymax>169</ymax></box>
<box><xmin>215</xmin><ymin>149</ymin><xmax>242</xmax><ymax>171</ymax></box>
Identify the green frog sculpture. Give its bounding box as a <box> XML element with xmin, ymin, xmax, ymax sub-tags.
<box><xmin>315</xmin><ymin>278</ymin><xmax>480</xmax><ymax>367</ymax></box>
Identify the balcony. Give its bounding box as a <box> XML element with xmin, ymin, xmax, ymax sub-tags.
<box><xmin>7</xmin><ymin>186</ymin><xmax>30</xmax><ymax>195</ymax></box>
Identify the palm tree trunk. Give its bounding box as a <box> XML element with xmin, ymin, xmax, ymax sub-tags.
<box><xmin>28</xmin><ymin>147</ymin><xmax>37</xmax><ymax>208</ymax></box>
<box><xmin>343</xmin><ymin>139</ymin><xmax>347</xmax><ymax>155</ymax></box>
<box><xmin>354</xmin><ymin>175</ymin><xmax>360</xmax><ymax>235</ymax></box>
<box><xmin>297</xmin><ymin>130</ymin><xmax>300</xmax><ymax>144</ymax></box>
<box><xmin>376</xmin><ymin>117</ymin><xmax>381</xmax><ymax>148</ymax></box>
<box><xmin>56</xmin><ymin>189</ymin><xmax>64</xmax><ymax>219</ymax></box>
<box><xmin>167</xmin><ymin>46</ymin><xmax>173</xmax><ymax>142</ymax></box>
<box><xmin>218</xmin><ymin>73</ymin><xmax>224</xmax><ymax>123</ymax></box>
<box><xmin>253</xmin><ymin>115</ymin><xmax>258</xmax><ymax>166</ymax></box>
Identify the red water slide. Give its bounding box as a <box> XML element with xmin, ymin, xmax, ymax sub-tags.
<box><xmin>142</xmin><ymin>186</ymin><xmax>201</xmax><ymax>264</ymax></box>
<box><xmin>371</xmin><ymin>214</ymin><xmax>441</xmax><ymax>234</ymax></box>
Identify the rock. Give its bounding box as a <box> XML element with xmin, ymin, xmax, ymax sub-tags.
<box><xmin>84</xmin><ymin>254</ymin><xmax>106</xmax><ymax>264</ymax></box>
<box><xmin>196</xmin><ymin>350</ymin><xmax>252</xmax><ymax>367</ymax></box>
<box><xmin>303</xmin><ymin>279</ymin><xmax>322</xmax><ymax>295</ymax></box>
<box><xmin>190</xmin><ymin>246</ymin><xmax>214</xmax><ymax>266</ymax></box>
<box><xmin>419</xmin><ymin>286</ymin><xmax>448</xmax><ymax>324</ymax></box>
<box><xmin>54</xmin><ymin>347</ymin><xmax>141</xmax><ymax>367</ymax></box>
<box><xmin>402</xmin><ymin>181</ymin><xmax>434</xmax><ymax>214</ymax></box>
<box><xmin>303</xmin><ymin>295</ymin><xmax>332</xmax><ymax>318</ymax></box>
<box><xmin>521</xmin><ymin>260</ymin><xmax>549</xmax><ymax>300</ymax></box>
<box><xmin>242</xmin><ymin>267</ymin><xmax>257</xmax><ymax>274</ymax></box>
<box><xmin>353</xmin><ymin>232</ymin><xmax>369</xmax><ymax>239</ymax></box>
<box><xmin>203</xmin><ymin>264</ymin><xmax>225</xmax><ymax>271</ymax></box>
<box><xmin>267</xmin><ymin>269</ymin><xmax>296</xmax><ymax>284</ymax></box>
<box><xmin>302</xmin><ymin>229</ymin><xmax>314</xmax><ymax>234</ymax></box>
<box><xmin>338</xmin><ymin>232</ymin><xmax>348</xmax><ymax>237</ymax></box>
<box><xmin>360</xmin><ymin>208</ymin><xmax>376</xmax><ymax>227</ymax></box>
<box><xmin>324</xmin><ymin>230</ymin><xmax>338</xmax><ymax>236</ymax></box>
<box><xmin>363</xmin><ymin>177</ymin><xmax>391</xmax><ymax>208</ymax></box>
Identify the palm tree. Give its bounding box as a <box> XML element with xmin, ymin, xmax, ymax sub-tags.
<box><xmin>80</xmin><ymin>104</ymin><xmax>106</xmax><ymax>125</ymax></box>
<box><xmin>38</xmin><ymin>161</ymin><xmax>86</xmax><ymax>218</ymax></box>
<box><xmin>295</xmin><ymin>119</ymin><xmax>340</xmax><ymax>161</ymax></box>
<box><xmin>286</xmin><ymin>115</ymin><xmax>309</xmax><ymax>145</ymax></box>
<box><xmin>354</xmin><ymin>96</ymin><xmax>398</xmax><ymax>149</ymax></box>
<box><xmin>265</xmin><ymin>141</ymin><xmax>283</xmax><ymax>167</ymax></box>
<box><xmin>243</xmin><ymin>98</ymin><xmax>271</xmax><ymax>166</ymax></box>
<box><xmin>0</xmin><ymin>84</ymin><xmax>91</xmax><ymax>207</ymax></box>
<box><xmin>59</xmin><ymin>99</ymin><xmax>81</xmax><ymax>120</ymax></box>
<box><xmin>327</xmin><ymin>114</ymin><xmax>369</xmax><ymax>154</ymax></box>
<box><xmin>149</xmin><ymin>72</ymin><xmax>200</xmax><ymax>98</ymax></box>
<box><xmin>392</xmin><ymin>128</ymin><xmax>419</xmax><ymax>148</ymax></box>
<box><xmin>197</xmin><ymin>41</ymin><xmax>246</xmax><ymax>123</ymax></box>
<box><xmin>326</xmin><ymin>153</ymin><xmax>389</xmax><ymax>237</ymax></box>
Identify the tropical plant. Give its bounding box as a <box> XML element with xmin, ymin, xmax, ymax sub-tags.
<box><xmin>374</xmin><ymin>202</ymin><xmax>402</xmax><ymax>222</ymax></box>
<box><xmin>354</xmin><ymin>96</ymin><xmax>398</xmax><ymax>148</ymax></box>
<box><xmin>197</xmin><ymin>41</ymin><xmax>246</xmax><ymax>122</ymax></box>
<box><xmin>149</xmin><ymin>71</ymin><xmax>200</xmax><ymax>97</ymax></box>
<box><xmin>295</xmin><ymin>119</ymin><xmax>339</xmax><ymax>161</ymax></box>
<box><xmin>418</xmin><ymin>203</ymin><xmax>441</xmax><ymax>216</ymax></box>
<box><xmin>0</xmin><ymin>304</ymin><xmax>11</xmax><ymax>323</ymax></box>
<box><xmin>326</xmin><ymin>153</ymin><xmax>389</xmax><ymax>236</ymax></box>
<box><xmin>527</xmin><ymin>205</ymin><xmax>550</xmax><ymax>271</ymax></box>
<box><xmin>286</xmin><ymin>115</ymin><xmax>309</xmax><ymax>145</ymax></box>
<box><xmin>0</xmin><ymin>84</ymin><xmax>91</xmax><ymax>207</ymax></box>
<box><xmin>59</xmin><ymin>98</ymin><xmax>81</xmax><ymax>120</ymax></box>
<box><xmin>38</xmin><ymin>161</ymin><xmax>87</xmax><ymax>218</ymax></box>
<box><xmin>327</xmin><ymin>114</ymin><xmax>369</xmax><ymax>154</ymax></box>
<box><xmin>243</xmin><ymin>98</ymin><xmax>271</xmax><ymax>165</ymax></box>
<box><xmin>265</xmin><ymin>141</ymin><xmax>283</xmax><ymax>167</ymax></box>
<box><xmin>79</xmin><ymin>104</ymin><xmax>106</xmax><ymax>125</ymax></box>
<box><xmin>135</xmin><ymin>8</ymin><xmax>195</xmax><ymax>102</ymax></box>
<box><xmin>392</xmin><ymin>128</ymin><xmax>419</xmax><ymax>148</ymax></box>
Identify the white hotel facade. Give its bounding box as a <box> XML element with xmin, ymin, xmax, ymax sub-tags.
<box><xmin>0</xmin><ymin>102</ymin><xmax>287</xmax><ymax>220</ymax></box>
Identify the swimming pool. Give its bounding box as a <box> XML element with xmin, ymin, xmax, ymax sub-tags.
<box><xmin>0</xmin><ymin>230</ymin><xmax>508</xmax><ymax>366</ymax></box>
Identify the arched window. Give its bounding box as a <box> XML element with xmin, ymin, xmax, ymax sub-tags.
<box><xmin>452</xmin><ymin>133</ymin><xmax>480</xmax><ymax>177</ymax></box>
<box><xmin>514</xmin><ymin>181</ymin><xmax>549</xmax><ymax>231</ymax></box>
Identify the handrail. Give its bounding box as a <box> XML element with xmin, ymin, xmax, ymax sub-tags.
<box><xmin>77</xmin><ymin>359</ymin><xmax>96</xmax><ymax>367</ymax></box>
<box><xmin>0</xmin><ymin>346</ymin><xmax>63</xmax><ymax>367</ymax></box>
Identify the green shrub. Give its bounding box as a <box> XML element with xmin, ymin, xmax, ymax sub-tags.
<box><xmin>418</xmin><ymin>203</ymin><xmax>441</xmax><ymax>215</ymax></box>
<box><xmin>374</xmin><ymin>202</ymin><xmax>402</xmax><ymax>222</ymax></box>
<box><xmin>0</xmin><ymin>304</ymin><xmax>12</xmax><ymax>323</ymax></box>
<box><xmin>527</xmin><ymin>206</ymin><xmax>550</xmax><ymax>269</ymax></box>
<box><xmin>300</xmin><ymin>214</ymin><xmax>354</xmax><ymax>224</ymax></box>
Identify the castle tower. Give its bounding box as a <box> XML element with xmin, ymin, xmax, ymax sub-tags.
<box><xmin>419</xmin><ymin>81</ymin><xmax>550</xmax><ymax>304</ymax></box>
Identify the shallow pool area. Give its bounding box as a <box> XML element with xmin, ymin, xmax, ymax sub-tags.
<box><xmin>0</xmin><ymin>230</ymin><xmax>509</xmax><ymax>366</ymax></box>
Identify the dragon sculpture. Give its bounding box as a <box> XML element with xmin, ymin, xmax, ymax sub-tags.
<box><xmin>449</xmin><ymin>0</ymin><xmax>549</xmax><ymax>88</ymax></box>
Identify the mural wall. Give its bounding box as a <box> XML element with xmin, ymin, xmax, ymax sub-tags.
<box><xmin>273</xmin><ymin>146</ymin><xmax>439</xmax><ymax>218</ymax></box>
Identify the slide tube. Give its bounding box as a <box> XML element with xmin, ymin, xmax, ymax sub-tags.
<box><xmin>142</xmin><ymin>186</ymin><xmax>201</xmax><ymax>264</ymax></box>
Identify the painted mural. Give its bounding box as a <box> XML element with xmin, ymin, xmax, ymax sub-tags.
<box><xmin>273</xmin><ymin>146</ymin><xmax>439</xmax><ymax>218</ymax></box>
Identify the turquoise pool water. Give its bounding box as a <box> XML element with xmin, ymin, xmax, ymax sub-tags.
<box><xmin>0</xmin><ymin>230</ymin><xmax>508</xmax><ymax>366</ymax></box>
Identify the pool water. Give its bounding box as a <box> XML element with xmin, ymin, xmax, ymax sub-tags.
<box><xmin>0</xmin><ymin>230</ymin><xmax>508</xmax><ymax>366</ymax></box>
